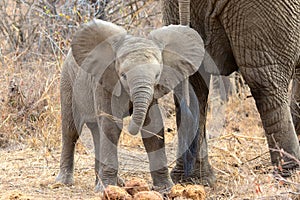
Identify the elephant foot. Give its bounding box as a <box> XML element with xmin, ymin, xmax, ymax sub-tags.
<box><xmin>94</xmin><ymin>175</ymin><xmax>125</xmax><ymax>193</ymax></box>
<box><xmin>55</xmin><ymin>170</ymin><xmax>74</xmax><ymax>185</ymax></box>
<box><xmin>152</xmin><ymin>178</ymin><xmax>174</xmax><ymax>194</ymax></box>
<box><xmin>268</xmin><ymin>139</ymin><xmax>300</xmax><ymax>177</ymax></box>
<box><xmin>273</xmin><ymin>160</ymin><xmax>299</xmax><ymax>177</ymax></box>
<box><xmin>95</xmin><ymin>182</ymin><xmax>105</xmax><ymax>193</ymax></box>
<box><xmin>150</xmin><ymin>168</ymin><xmax>174</xmax><ymax>193</ymax></box>
<box><xmin>171</xmin><ymin>159</ymin><xmax>216</xmax><ymax>187</ymax></box>
<box><xmin>117</xmin><ymin>175</ymin><xmax>125</xmax><ymax>187</ymax></box>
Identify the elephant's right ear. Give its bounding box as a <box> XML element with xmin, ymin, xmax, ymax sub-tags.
<box><xmin>149</xmin><ymin>25</ymin><xmax>204</xmax><ymax>97</ymax></box>
<box><xmin>71</xmin><ymin>20</ymin><xmax>127</xmax><ymax>77</ymax></box>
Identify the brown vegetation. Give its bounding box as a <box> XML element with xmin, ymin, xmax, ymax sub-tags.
<box><xmin>1</xmin><ymin>0</ymin><xmax>300</xmax><ymax>199</ymax></box>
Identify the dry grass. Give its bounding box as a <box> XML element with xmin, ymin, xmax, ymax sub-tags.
<box><xmin>1</xmin><ymin>0</ymin><xmax>300</xmax><ymax>199</ymax></box>
<box><xmin>1</xmin><ymin>94</ymin><xmax>300</xmax><ymax>199</ymax></box>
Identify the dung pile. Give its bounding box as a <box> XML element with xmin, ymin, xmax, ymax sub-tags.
<box><xmin>101</xmin><ymin>178</ymin><xmax>206</xmax><ymax>200</ymax></box>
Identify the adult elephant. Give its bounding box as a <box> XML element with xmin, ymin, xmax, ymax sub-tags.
<box><xmin>162</xmin><ymin>0</ymin><xmax>300</xmax><ymax>186</ymax></box>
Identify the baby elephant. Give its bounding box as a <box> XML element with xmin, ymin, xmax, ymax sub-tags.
<box><xmin>56</xmin><ymin>19</ymin><xmax>204</xmax><ymax>191</ymax></box>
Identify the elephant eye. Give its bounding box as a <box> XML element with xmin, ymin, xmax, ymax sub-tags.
<box><xmin>121</xmin><ymin>72</ymin><xmax>127</xmax><ymax>80</ymax></box>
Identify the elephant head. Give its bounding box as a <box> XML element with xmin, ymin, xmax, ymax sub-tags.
<box><xmin>71</xmin><ymin>19</ymin><xmax>204</xmax><ymax>135</ymax></box>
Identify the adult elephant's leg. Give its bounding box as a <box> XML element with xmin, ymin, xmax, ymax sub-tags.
<box><xmin>291</xmin><ymin>68</ymin><xmax>300</xmax><ymax>138</ymax></box>
<box><xmin>141</xmin><ymin>100</ymin><xmax>173</xmax><ymax>190</ymax></box>
<box><xmin>219</xmin><ymin>0</ymin><xmax>300</xmax><ymax>175</ymax></box>
<box><xmin>171</xmin><ymin>67</ymin><xmax>216</xmax><ymax>186</ymax></box>
<box><xmin>241</xmin><ymin>66</ymin><xmax>300</xmax><ymax>174</ymax></box>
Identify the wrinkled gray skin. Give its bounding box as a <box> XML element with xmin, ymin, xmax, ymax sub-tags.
<box><xmin>162</xmin><ymin>0</ymin><xmax>300</xmax><ymax>185</ymax></box>
<box><xmin>56</xmin><ymin>20</ymin><xmax>205</xmax><ymax>192</ymax></box>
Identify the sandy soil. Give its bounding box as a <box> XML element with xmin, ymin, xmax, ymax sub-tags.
<box><xmin>1</xmin><ymin>94</ymin><xmax>300</xmax><ymax>199</ymax></box>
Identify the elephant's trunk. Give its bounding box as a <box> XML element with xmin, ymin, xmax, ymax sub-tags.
<box><xmin>178</xmin><ymin>0</ymin><xmax>191</xmax><ymax>106</ymax></box>
<box><xmin>178</xmin><ymin>0</ymin><xmax>190</xmax><ymax>26</ymax></box>
<box><xmin>127</xmin><ymin>77</ymin><xmax>154</xmax><ymax>135</ymax></box>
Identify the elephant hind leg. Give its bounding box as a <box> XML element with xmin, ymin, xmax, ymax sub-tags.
<box><xmin>261</xmin><ymin>102</ymin><xmax>299</xmax><ymax>171</ymax></box>
<box><xmin>56</xmin><ymin>83</ymin><xmax>79</xmax><ymax>185</ymax></box>
<box><xmin>241</xmin><ymin>67</ymin><xmax>300</xmax><ymax>174</ymax></box>
<box><xmin>56</xmin><ymin>121</ymin><xmax>79</xmax><ymax>185</ymax></box>
<box><xmin>291</xmin><ymin>69</ymin><xmax>300</xmax><ymax>139</ymax></box>
<box><xmin>56</xmin><ymin>69</ymin><xmax>81</xmax><ymax>185</ymax></box>
<box><xmin>86</xmin><ymin>122</ymin><xmax>124</xmax><ymax>192</ymax></box>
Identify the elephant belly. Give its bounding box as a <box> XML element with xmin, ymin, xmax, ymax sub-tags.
<box><xmin>165</xmin><ymin>0</ymin><xmax>239</xmax><ymax>76</ymax></box>
<box><xmin>201</xmin><ymin>0</ymin><xmax>238</xmax><ymax>75</ymax></box>
<box><xmin>216</xmin><ymin>0</ymin><xmax>299</xmax><ymax>106</ymax></box>
<box><xmin>217</xmin><ymin>0</ymin><xmax>299</xmax><ymax>70</ymax></box>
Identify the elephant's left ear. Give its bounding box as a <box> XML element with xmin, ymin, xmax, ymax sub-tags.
<box><xmin>149</xmin><ymin>25</ymin><xmax>204</xmax><ymax>97</ymax></box>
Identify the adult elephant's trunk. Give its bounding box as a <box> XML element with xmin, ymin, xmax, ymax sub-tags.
<box><xmin>127</xmin><ymin>77</ymin><xmax>154</xmax><ymax>135</ymax></box>
<box><xmin>178</xmin><ymin>0</ymin><xmax>190</xmax><ymax>26</ymax></box>
<box><xmin>178</xmin><ymin>0</ymin><xmax>191</xmax><ymax>106</ymax></box>
<box><xmin>178</xmin><ymin>0</ymin><xmax>198</xmax><ymax>178</ymax></box>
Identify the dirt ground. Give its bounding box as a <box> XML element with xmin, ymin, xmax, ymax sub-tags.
<box><xmin>1</xmin><ymin>94</ymin><xmax>300</xmax><ymax>200</ymax></box>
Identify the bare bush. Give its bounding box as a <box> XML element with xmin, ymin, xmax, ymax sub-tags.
<box><xmin>0</xmin><ymin>0</ymin><xmax>161</xmax><ymax>59</ymax></box>
<box><xmin>0</xmin><ymin>0</ymin><xmax>161</xmax><ymax>148</ymax></box>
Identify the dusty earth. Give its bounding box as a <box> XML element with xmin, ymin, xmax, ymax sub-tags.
<box><xmin>1</xmin><ymin>92</ymin><xmax>300</xmax><ymax>199</ymax></box>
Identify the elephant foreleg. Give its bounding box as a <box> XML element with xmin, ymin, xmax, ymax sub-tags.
<box><xmin>93</xmin><ymin>116</ymin><xmax>122</xmax><ymax>192</ymax></box>
<box><xmin>87</xmin><ymin>122</ymin><xmax>124</xmax><ymax>192</ymax></box>
<box><xmin>141</xmin><ymin>100</ymin><xmax>173</xmax><ymax>190</ymax></box>
<box><xmin>86</xmin><ymin>122</ymin><xmax>101</xmax><ymax>187</ymax></box>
